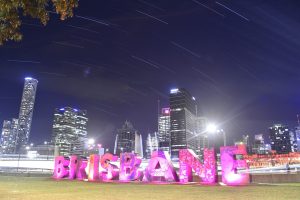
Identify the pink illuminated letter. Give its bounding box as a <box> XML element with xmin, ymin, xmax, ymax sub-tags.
<box><xmin>88</xmin><ymin>154</ymin><xmax>100</xmax><ymax>181</ymax></box>
<box><xmin>69</xmin><ymin>155</ymin><xmax>78</xmax><ymax>179</ymax></box>
<box><xmin>53</xmin><ymin>156</ymin><xmax>69</xmax><ymax>179</ymax></box>
<box><xmin>143</xmin><ymin>151</ymin><xmax>178</xmax><ymax>182</ymax></box>
<box><xmin>76</xmin><ymin>159</ymin><xmax>88</xmax><ymax>180</ymax></box>
<box><xmin>220</xmin><ymin>145</ymin><xmax>249</xmax><ymax>186</ymax></box>
<box><xmin>119</xmin><ymin>153</ymin><xmax>142</xmax><ymax>181</ymax></box>
<box><xmin>99</xmin><ymin>153</ymin><xmax>119</xmax><ymax>181</ymax></box>
<box><xmin>179</xmin><ymin>149</ymin><xmax>216</xmax><ymax>184</ymax></box>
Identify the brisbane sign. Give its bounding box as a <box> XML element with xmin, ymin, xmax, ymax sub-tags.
<box><xmin>53</xmin><ymin>145</ymin><xmax>249</xmax><ymax>186</ymax></box>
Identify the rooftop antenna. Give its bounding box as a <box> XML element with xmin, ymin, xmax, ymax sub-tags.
<box><xmin>157</xmin><ymin>97</ymin><xmax>160</xmax><ymax>132</ymax></box>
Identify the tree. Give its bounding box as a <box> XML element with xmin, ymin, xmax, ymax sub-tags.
<box><xmin>0</xmin><ymin>0</ymin><xmax>78</xmax><ymax>45</ymax></box>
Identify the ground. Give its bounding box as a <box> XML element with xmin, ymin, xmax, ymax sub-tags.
<box><xmin>0</xmin><ymin>176</ymin><xmax>299</xmax><ymax>200</ymax></box>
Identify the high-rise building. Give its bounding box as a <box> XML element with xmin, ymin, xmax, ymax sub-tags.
<box><xmin>169</xmin><ymin>88</ymin><xmax>197</xmax><ymax>160</ymax></box>
<box><xmin>251</xmin><ymin>134</ymin><xmax>270</xmax><ymax>154</ymax></box>
<box><xmin>16</xmin><ymin>77</ymin><xmax>38</xmax><ymax>152</ymax></box>
<box><xmin>145</xmin><ymin>132</ymin><xmax>159</xmax><ymax>159</ymax></box>
<box><xmin>295</xmin><ymin>126</ymin><xmax>300</xmax><ymax>152</ymax></box>
<box><xmin>0</xmin><ymin>119</ymin><xmax>18</xmax><ymax>154</ymax></box>
<box><xmin>158</xmin><ymin>107</ymin><xmax>171</xmax><ymax>154</ymax></box>
<box><xmin>114</xmin><ymin>121</ymin><xmax>143</xmax><ymax>157</ymax></box>
<box><xmin>52</xmin><ymin>107</ymin><xmax>88</xmax><ymax>156</ymax></box>
<box><xmin>195</xmin><ymin>117</ymin><xmax>208</xmax><ymax>157</ymax></box>
<box><xmin>269</xmin><ymin>124</ymin><xmax>293</xmax><ymax>154</ymax></box>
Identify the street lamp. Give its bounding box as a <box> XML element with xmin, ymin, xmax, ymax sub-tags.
<box><xmin>206</xmin><ymin>123</ymin><xmax>227</xmax><ymax>146</ymax></box>
<box><xmin>44</xmin><ymin>141</ymin><xmax>49</xmax><ymax>160</ymax></box>
<box><xmin>88</xmin><ymin>138</ymin><xmax>95</xmax><ymax>145</ymax></box>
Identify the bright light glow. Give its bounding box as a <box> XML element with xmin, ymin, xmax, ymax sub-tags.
<box><xmin>192</xmin><ymin>96</ymin><xmax>196</xmax><ymax>100</ymax></box>
<box><xmin>88</xmin><ymin>138</ymin><xmax>95</xmax><ymax>145</ymax></box>
<box><xmin>170</xmin><ymin>88</ymin><xmax>179</xmax><ymax>94</ymax></box>
<box><xmin>206</xmin><ymin>123</ymin><xmax>217</xmax><ymax>133</ymax></box>
<box><xmin>59</xmin><ymin>108</ymin><xmax>65</xmax><ymax>111</ymax></box>
<box><xmin>27</xmin><ymin>151</ymin><xmax>38</xmax><ymax>159</ymax></box>
<box><xmin>25</xmin><ymin>77</ymin><xmax>33</xmax><ymax>80</ymax></box>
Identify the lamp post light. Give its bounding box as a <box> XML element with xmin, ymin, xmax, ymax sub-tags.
<box><xmin>206</xmin><ymin>123</ymin><xmax>227</xmax><ymax>147</ymax></box>
<box><xmin>44</xmin><ymin>141</ymin><xmax>49</xmax><ymax>160</ymax></box>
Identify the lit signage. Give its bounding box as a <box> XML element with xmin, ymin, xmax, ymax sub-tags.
<box><xmin>53</xmin><ymin>146</ymin><xmax>249</xmax><ymax>186</ymax></box>
<box><xmin>162</xmin><ymin>108</ymin><xmax>170</xmax><ymax>115</ymax></box>
<box><xmin>170</xmin><ymin>88</ymin><xmax>179</xmax><ymax>94</ymax></box>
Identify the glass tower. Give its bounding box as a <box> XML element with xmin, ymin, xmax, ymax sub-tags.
<box><xmin>114</xmin><ymin>121</ymin><xmax>143</xmax><ymax>157</ymax></box>
<box><xmin>158</xmin><ymin>107</ymin><xmax>171</xmax><ymax>154</ymax></box>
<box><xmin>0</xmin><ymin>119</ymin><xmax>18</xmax><ymax>154</ymax></box>
<box><xmin>52</xmin><ymin>107</ymin><xmax>88</xmax><ymax>156</ymax></box>
<box><xmin>169</xmin><ymin>88</ymin><xmax>197</xmax><ymax>160</ymax></box>
<box><xmin>269</xmin><ymin>124</ymin><xmax>293</xmax><ymax>154</ymax></box>
<box><xmin>16</xmin><ymin>77</ymin><xmax>38</xmax><ymax>152</ymax></box>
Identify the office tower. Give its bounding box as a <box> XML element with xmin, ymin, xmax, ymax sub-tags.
<box><xmin>252</xmin><ymin>134</ymin><xmax>268</xmax><ymax>154</ymax></box>
<box><xmin>169</xmin><ymin>88</ymin><xmax>197</xmax><ymax>160</ymax></box>
<box><xmin>295</xmin><ymin>126</ymin><xmax>300</xmax><ymax>152</ymax></box>
<box><xmin>145</xmin><ymin>132</ymin><xmax>159</xmax><ymax>159</ymax></box>
<box><xmin>269</xmin><ymin>124</ymin><xmax>293</xmax><ymax>154</ymax></box>
<box><xmin>52</xmin><ymin>107</ymin><xmax>88</xmax><ymax>156</ymax></box>
<box><xmin>289</xmin><ymin>131</ymin><xmax>297</xmax><ymax>152</ymax></box>
<box><xmin>158</xmin><ymin>107</ymin><xmax>171</xmax><ymax>153</ymax></box>
<box><xmin>114</xmin><ymin>121</ymin><xmax>143</xmax><ymax>157</ymax></box>
<box><xmin>0</xmin><ymin>119</ymin><xmax>18</xmax><ymax>154</ymax></box>
<box><xmin>16</xmin><ymin>77</ymin><xmax>38</xmax><ymax>152</ymax></box>
<box><xmin>195</xmin><ymin>116</ymin><xmax>208</xmax><ymax>157</ymax></box>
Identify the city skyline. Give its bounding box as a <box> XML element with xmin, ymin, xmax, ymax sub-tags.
<box><xmin>0</xmin><ymin>77</ymin><xmax>299</xmax><ymax>155</ymax></box>
<box><xmin>1</xmin><ymin>0</ymin><xmax>300</xmax><ymax>150</ymax></box>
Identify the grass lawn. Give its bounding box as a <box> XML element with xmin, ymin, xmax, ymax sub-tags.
<box><xmin>0</xmin><ymin>176</ymin><xmax>299</xmax><ymax>200</ymax></box>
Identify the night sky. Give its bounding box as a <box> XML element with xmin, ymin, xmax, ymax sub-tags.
<box><xmin>1</xmin><ymin>0</ymin><xmax>300</xmax><ymax>150</ymax></box>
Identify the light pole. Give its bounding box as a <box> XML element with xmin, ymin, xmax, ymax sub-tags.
<box><xmin>44</xmin><ymin>141</ymin><xmax>49</xmax><ymax>160</ymax></box>
<box><xmin>206</xmin><ymin>123</ymin><xmax>227</xmax><ymax>147</ymax></box>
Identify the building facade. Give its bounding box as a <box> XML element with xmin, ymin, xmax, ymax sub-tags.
<box><xmin>52</xmin><ymin>107</ymin><xmax>88</xmax><ymax>156</ymax></box>
<box><xmin>195</xmin><ymin>116</ymin><xmax>208</xmax><ymax>157</ymax></box>
<box><xmin>295</xmin><ymin>126</ymin><xmax>300</xmax><ymax>152</ymax></box>
<box><xmin>114</xmin><ymin>121</ymin><xmax>143</xmax><ymax>157</ymax></box>
<box><xmin>16</xmin><ymin>77</ymin><xmax>38</xmax><ymax>152</ymax></box>
<box><xmin>269</xmin><ymin>124</ymin><xmax>293</xmax><ymax>154</ymax></box>
<box><xmin>169</xmin><ymin>88</ymin><xmax>197</xmax><ymax>160</ymax></box>
<box><xmin>158</xmin><ymin>107</ymin><xmax>171</xmax><ymax>153</ymax></box>
<box><xmin>145</xmin><ymin>132</ymin><xmax>159</xmax><ymax>159</ymax></box>
<box><xmin>0</xmin><ymin>119</ymin><xmax>18</xmax><ymax>154</ymax></box>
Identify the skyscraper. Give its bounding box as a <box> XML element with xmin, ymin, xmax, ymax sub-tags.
<box><xmin>52</xmin><ymin>107</ymin><xmax>88</xmax><ymax>156</ymax></box>
<box><xmin>145</xmin><ymin>132</ymin><xmax>159</xmax><ymax>159</ymax></box>
<box><xmin>269</xmin><ymin>124</ymin><xmax>293</xmax><ymax>154</ymax></box>
<box><xmin>158</xmin><ymin>107</ymin><xmax>171</xmax><ymax>153</ymax></box>
<box><xmin>0</xmin><ymin>119</ymin><xmax>18</xmax><ymax>154</ymax></box>
<box><xmin>16</xmin><ymin>77</ymin><xmax>38</xmax><ymax>152</ymax></box>
<box><xmin>295</xmin><ymin>126</ymin><xmax>300</xmax><ymax>152</ymax></box>
<box><xmin>169</xmin><ymin>88</ymin><xmax>197</xmax><ymax>160</ymax></box>
<box><xmin>114</xmin><ymin>121</ymin><xmax>143</xmax><ymax>157</ymax></box>
<box><xmin>252</xmin><ymin>134</ymin><xmax>268</xmax><ymax>154</ymax></box>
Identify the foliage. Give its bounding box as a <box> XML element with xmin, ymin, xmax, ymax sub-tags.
<box><xmin>0</xmin><ymin>0</ymin><xmax>78</xmax><ymax>45</ymax></box>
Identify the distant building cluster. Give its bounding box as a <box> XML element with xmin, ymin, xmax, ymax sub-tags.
<box><xmin>0</xmin><ymin>78</ymin><xmax>38</xmax><ymax>154</ymax></box>
<box><xmin>1</xmin><ymin>80</ymin><xmax>300</xmax><ymax>159</ymax></box>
